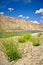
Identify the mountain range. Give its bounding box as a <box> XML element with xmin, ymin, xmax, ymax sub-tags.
<box><xmin>0</xmin><ymin>15</ymin><xmax>43</xmax><ymax>31</ymax></box>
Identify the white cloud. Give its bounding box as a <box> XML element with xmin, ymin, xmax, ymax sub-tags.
<box><xmin>18</xmin><ymin>15</ymin><xmax>29</xmax><ymax>19</ymax></box>
<box><xmin>18</xmin><ymin>15</ymin><xmax>23</xmax><ymax>18</ymax></box>
<box><xmin>18</xmin><ymin>15</ymin><xmax>25</xmax><ymax>19</ymax></box>
<box><xmin>31</xmin><ymin>20</ymin><xmax>39</xmax><ymax>24</ymax></box>
<box><xmin>26</xmin><ymin>16</ymin><xmax>29</xmax><ymax>19</ymax></box>
<box><xmin>0</xmin><ymin>12</ymin><xmax>4</xmax><ymax>15</ymax></box>
<box><xmin>8</xmin><ymin>8</ymin><xmax>14</xmax><ymax>12</ymax></box>
<box><xmin>35</xmin><ymin>8</ymin><xmax>43</xmax><ymax>14</ymax></box>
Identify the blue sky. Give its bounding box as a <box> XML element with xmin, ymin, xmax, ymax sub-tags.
<box><xmin>0</xmin><ymin>0</ymin><xmax>43</xmax><ymax>24</ymax></box>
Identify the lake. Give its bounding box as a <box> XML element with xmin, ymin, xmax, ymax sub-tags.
<box><xmin>0</xmin><ymin>30</ymin><xmax>43</xmax><ymax>37</ymax></box>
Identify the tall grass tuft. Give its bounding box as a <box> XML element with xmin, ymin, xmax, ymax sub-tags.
<box><xmin>18</xmin><ymin>33</ymin><xmax>32</xmax><ymax>43</ymax></box>
<box><xmin>2</xmin><ymin>39</ymin><xmax>22</xmax><ymax>61</ymax></box>
<box><xmin>37</xmin><ymin>32</ymin><xmax>42</xmax><ymax>37</ymax></box>
<box><xmin>31</xmin><ymin>37</ymin><xmax>40</xmax><ymax>46</ymax></box>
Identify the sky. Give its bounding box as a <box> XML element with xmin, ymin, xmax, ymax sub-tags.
<box><xmin>0</xmin><ymin>0</ymin><xmax>43</xmax><ymax>24</ymax></box>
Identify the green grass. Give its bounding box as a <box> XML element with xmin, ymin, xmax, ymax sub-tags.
<box><xmin>18</xmin><ymin>33</ymin><xmax>32</xmax><ymax>43</ymax></box>
<box><xmin>18</xmin><ymin>36</ymin><xmax>25</xmax><ymax>43</ymax></box>
<box><xmin>0</xmin><ymin>32</ymin><xmax>14</xmax><ymax>38</ymax></box>
<box><xmin>2</xmin><ymin>39</ymin><xmax>22</xmax><ymax>61</ymax></box>
<box><xmin>31</xmin><ymin>32</ymin><xmax>42</xmax><ymax>46</ymax></box>
<box><xmin>18</xmin><ymin>33</ymin><xmax>40</xmax><ymax>46</ymax></box>
<box><xmin>37</xmin><ymin>32</ymin><xmax>42</xmax><ymax>37</ymax></box>
<box><xmin>31</xmin><ymin>37</ymin><xmax>40</xmax><ymax>46</ymax></box>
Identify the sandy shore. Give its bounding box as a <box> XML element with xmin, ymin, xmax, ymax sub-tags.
<box><xmin>32</xmin><ymin>33</ymin><xmax>38</xmax><ymax>36</ymax></box>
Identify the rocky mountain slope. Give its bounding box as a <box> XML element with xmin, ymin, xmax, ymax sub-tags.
<box><xmin>0</xmin><ymin>15</ymin><xmax>43</xmax><ymax>31</ymax></box>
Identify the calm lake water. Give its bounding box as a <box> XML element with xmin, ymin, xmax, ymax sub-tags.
<box><xmin>0</xmin><ymin>30</ymin><xmax>43</xmax><ymax>36</ymax></box>
<box><xmin>14</xmin><ymin>30</ymin><xmax>43</xmax><ymax>33</ymax></box>
<box><xmin>14</xmin><ymin>30</ymin><xmax>43</xmax><ymax>35</ymax></box>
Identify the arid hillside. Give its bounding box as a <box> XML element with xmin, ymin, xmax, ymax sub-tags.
<box><xmin>0</xmin><ymin>15</ymin><xmax>43</xmax><ymax>31</ymax></box>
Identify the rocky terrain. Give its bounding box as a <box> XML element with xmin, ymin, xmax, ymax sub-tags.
<box><xmin>0</xmin><ymin>15</ymin><xmax>43</xmax><ymax>31</ymax></box>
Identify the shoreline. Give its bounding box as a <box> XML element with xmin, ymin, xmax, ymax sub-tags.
<box><xmin>32</xmin><ymin>33</ymin><xmax>38</xmax><ymax>36</ymax></box>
